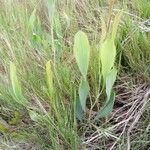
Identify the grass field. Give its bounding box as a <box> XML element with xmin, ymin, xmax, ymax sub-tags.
<box><xmin>0</xmin><ymin>0</ymin><xmax>150</xmax><ymax>149</ymax></box>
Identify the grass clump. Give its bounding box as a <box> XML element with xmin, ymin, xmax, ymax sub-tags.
<box><xmin>0</xmin><ymin>0</ymin><xmax>150</xmax><ymax>149</ymax></box>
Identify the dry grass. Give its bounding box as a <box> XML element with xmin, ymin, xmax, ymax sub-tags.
<box><xmin>80</xmin><ymin>76</ymin><xmax>150</xmax><ymax>149</ymax></box>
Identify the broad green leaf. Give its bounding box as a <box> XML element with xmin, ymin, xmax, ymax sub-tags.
<box><xmin>46</xmin><ymin>60</ymin><xmax>54</xmax><ymax>98</ymax></box>
<box><xmin>10</xmin><ymin>62</ymin><xmax>27</xmax><ymax>106</ymax></box>
<box><xmin>79</xmin><ymin>78</ymin><xmax>89</xmax><ymax>112</ymax></box>
<box><xmin>74</xmin><ymin>31</ymin><xmax>90</xmax><ymax>79</ymax></box>
<box><xmin>106</xmin><ymin>67</ymin><xmax>117</xmax><ymax>102</ymax></box>
<box><xmin>95</xmin><ymin>92</ymin><xmax>115</xmax><ymax>119</ymax></box>
<box><xmin>100</xmin><ymin>37</ymin><xmax>116</xmax><ymax>83</ymax></box>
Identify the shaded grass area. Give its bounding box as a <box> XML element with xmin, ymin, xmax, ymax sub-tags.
<box><xmin>0</xmin><ymin>0</ymin><xmax>150</xmax><ymax>149</ymax></box>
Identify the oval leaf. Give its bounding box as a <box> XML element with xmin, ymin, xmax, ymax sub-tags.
<box><xmin>100</xmin><ymin>38</ymin><xmax>116</xmax><ymax>83</ymax></box>
<box><xmin>74</xmin><ymin>31</ymin><xmax>90</xmax><ymax>79</ymax></box>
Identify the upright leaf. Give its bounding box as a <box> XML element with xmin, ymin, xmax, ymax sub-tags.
<box><xmin>95</xmin><ymin>92</ymin><xmax>115</xmax><ymax>119</ymax></box>
<box><xmin>10</xmin><ymin>62</ymin><xmax>27</xmax><ymax>106</ymax></box>
<box><xmin>100</xmin><ymin>37</ymin><xmax>116</xmax><ymax>83</ymax></box>
<box><xmin>79</xmin><ymin>78</ymin><xmax>89</xmax><ymax>112</ymax></box>
<box><xmin>74</xmin><ymin>31</ymin><xmax>90</xmax><ymax>79</ymax></box>
<box><xmin>76</xmin><ymin>99</ymin><xmax>84</xmax><ymax>121</ymax></box>
<box><xmin>96</xmin><ymin>63</ymin><xmax>117</xmax><ymax>120</ymax></box>
<box><xmin>46</xmin><ymin>60</ymin><xmax>54</xmax><ymax>98</ymax></box>
<box><xmin>106</xmin><ymin>67</ymin><xmax>117</xmax><ymax>101</ymax></box>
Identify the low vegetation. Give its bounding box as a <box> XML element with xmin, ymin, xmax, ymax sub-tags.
<box><xmin>0</xmin><ymin>0</ymin><xmax>150</xmax><ymax>149</ymax></box>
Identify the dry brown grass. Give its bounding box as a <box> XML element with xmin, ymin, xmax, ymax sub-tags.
<box><xmin>80</xmin><ymin>76</ymin><xmax>150</xmax><ymax>149</ymax></box>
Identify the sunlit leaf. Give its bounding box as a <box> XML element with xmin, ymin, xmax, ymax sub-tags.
<box><xmin>74</xmin><ymin>31</ymin><xmax>90</xmax><ymax>79</ymax></box>
<box><xmin>10</xmin><ymin>62</ymin><xmax>27</xmax><ymax>106</ymax></box>
<box><xmin>100</xmin><ymin>37</ymin><xmax>116</xmax><ymax>83</ymax></box>
<box><xmin>46</xmin><ymin>60</ymin><xmax>54</xmax><ymax>98</ymax></box>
